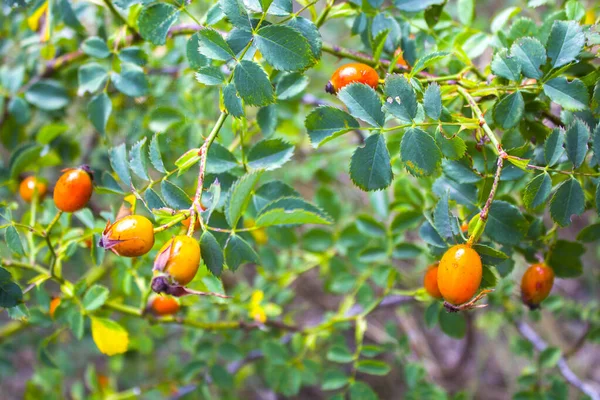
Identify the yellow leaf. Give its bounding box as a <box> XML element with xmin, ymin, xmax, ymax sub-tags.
<box><xmin>249</xmin><ymin>290</ymin><xmax>264</xmax><ymax>306</ymax></box>
<box><xmin>27</xmin><ymin>1</ymin><xmax>48</xmax><ymax>32</ymax></box>
<box><xmin>91</xmin><ymin>317</ymin><xmax>129</xmax><ymax>356</ymax></box>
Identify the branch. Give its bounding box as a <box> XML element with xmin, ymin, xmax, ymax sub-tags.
<box><xmin>515</xmin><ymin>321</ymin><xmax>600</xmax><ymax>400</ymax></box>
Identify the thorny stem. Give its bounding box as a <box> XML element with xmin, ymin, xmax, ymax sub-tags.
<box><xmin>527</xmin><ymin>163</ymin><xmax>600</xmax><ymax>177</ymax></box>
<box><xmin>443</xmin><ymin>289</ymin><xmax>494</xmax><ymax>313</ymax></box>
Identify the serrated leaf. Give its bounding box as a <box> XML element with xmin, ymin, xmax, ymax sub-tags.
<box><xmin>186</xmin><ymin>33</ymin><xmax>209</xmax><ymax>69</ymax></box>
<box><xmin>224</xmin><ymin>234</ymin><xmax>259</xmax><ymax>271</ymax></box>
<box><xmin>77</xmin><ymin>62</ymin><xmax>108</xmax><ymax>95</ymax></box>
<box><xmin>485</xmin><ymin>200</ymin><xmax>528</xmax><ymax>245</ymax></box>
<box><xmin>253</xmin><ymin>181</ymin><xmax>299</xmax><ymax>212</ymax></box>
<box><xmin>82</xmin><ymin>285</ymin><xmax>109</xmax><ymax>311</ymax></box>
<box><xmin>548</xmin><ymin>239</ymin><xmax>584</xmax><ymax>277</ymax></box>
<box><xmin>494</xmin><ymin>91</ymin><xmax>524</xmax><ymax>130</ymax></box>
<box><xmin>149</xmin><ymin>134</ymin><xmax>166</xmax><ymax>173</ymax></box>
<box><xmin>247</xmin><ymin>139</ymin><xmax>294</xmax><ymax>171</ymax></box>
<box><xmin>161</xmin><ymin>180</ymin><xmax>192</xmax><ymax>210</ymax></box>
<box><xmin>433</xmin><ymin>191</ymin><xmax>452</xmax><ymax>239</ymax></box>
<box><xmin>91</xmin><ymin>317</ymin><xmax>129</xmax><ymax>356</ymax></box>
<box><xmin>400</xmin><ymin>127</ymin><xmax>442</xmax><ymax>177</ymax></box>
<box><xmin>197</xmin><ymin>28</ymin><xmax>235</xmax><ymax>61</ymax></box>
<box><xmin>383</xmin><ymin>74</ymin><xmax>417</xmax><ymax>122</ymax></box>
<box><xmin>87</xmin><ymin>93</ymin><xmax>111</xmax><ymax>136</ymax></box>
<box><xmin>523</xmin><ymin>172</ymin><xmax>551</xmax><ymax>210</ymax></box>
<box><xmin>5</xmin><ymin>226</ymin><xmax>25</xmax><ymax>256</ymax></box>
<box><xmin>233</xmin><ymin>60</ymin><xmax>274</xmax><ymax>106</ymax></box>
<box><xmin>394</xmin><ymin>0</ymin><xmax>445</xmax><ymax>13</ymax></box>
<box><xmin>219</xmin><ymin>0</ymin><xmax>251</xmax><ymax>31</ymax></box>
<box><xmin>138</xmin><ymin>3</ymin><xmax>180</xmax><ymax>45</ymax></box>
<box><xmin>109</xmin><ymin>143</ymin><xmax>132</xmax><ymax>187</ymax></box>
<box><xmin>195</xmin><ymin>66</ymin><xmax>225</xmax><ymax>85</ymax></box>
<box><xmin>409</xmin><ymin>51</ymin><xmax>449</xmax><ymax>78</ymax></box>
<box><xmin>112</xmin><ymin>63</ymin><xmax>148</xmax><ymax>97</ymax></box>
<box><xmin>510</xmin><ymin>37</ymin><xmax>546</xmax><ymax>79</ymax></box>
<box><xmin>276</xmin><ymin>72</ymin><xmax>309</xmax><ymax>100</ymax></box>
<box><xmin>577</xmin><ymin>223</ymin><xmax>600</xmax><ymax>242</ymax></box>
<box><xmin>544</xmin><ymin>127</ymin><xmax>565</xmax><ymax>167</ymax></box>
<box><xmin>350</xmin><ymin>133</ymin><xmax>392</xmax><ymax>191</ymax></box>
<box><xmin>550</xmin><ymin>178</ymin><xmax>584</xmax><ymax>227</ymax></box>
<box><xmin>442</xmin><ymin>160</ymin><xmax>481</xmax><ymax>183</ymax></box>
<box><xmin>564</xmin><ymin>118</ymin><xmax>590</xmax><ymax>168</ymax></box>
<box><xmin>423</xmin><ymin>83</ymin><xmax>441</xmax><ymax>120</ymax></box>
<box><xmin>305</xmin><ymin>106</ymin><xmax>360</xmax><ymax>147</ymax></box>
<box><xmin>118</xmin><ymin>46</ymin><xmax>147</xmax><ymax>66</ymax></box>
<box><xmin>145</xmin><ymin>189</ymin><xmax>165</xmax><ymax>210</ymax></box>
<box><xmin>200</xmin><ymin>231</ymin><xmax>224</xmax><ymax>276</ymax></box>
<box><xmin>82</xmin><ymin>36</ymin><xmax>110</xmax><ymax>58</ymax></box>
<box><xmin>338</xmin><ymin>83</ymin><xmax>385</xmax><ymax>127</ymax></box>
<box><xmin>546</xmin><ymin>20</ymin><xmax>584</xmax><ymax>68</ymax></box>
<box><xmin>256</xmin><ymin>197</ymin><xmax>332</xmax><ymax>227</ymax></box>
<box><xmin>226</xmin><ymin>172</ymin><xmax>263</xmax><ymax>227</ymax></box>
<box><xmin>491</xmin><ymin>48</ymin><xmax>522</xmax><ymax>81</ymax></box>
<box><xmin>254</xmin><ymin>25</ymin><xmax>314</xmax><ymax>71</ymax></box>
<box><xmin>257</xmin><ymin>104</ymin><xmax>277</xmax><ymax>137</ymax></box>
<box><xmin>222</xmin><ymin>83</ymin><xmax>244</xmax><ymax>118</ymax></box>
<box><xmin>206</xmin><ymin>142</ymin><xmax>239</xmax><ymax>174</ymax></box>
<box><xmin>129</xmin><ymin>138</ymin><xmax>150</xmax><ymax>181</ymax></box>
<box><xmin>286</xmin><ymin>17</ymin><xmax>322</xmax><ymax>59</ymax></box>
<box><xmin>543</xmin><ymin>77</ymin><xmax>589</xmax><ymax>111</ymax></box>
<box><xmin>435</xmin><ymin>129</ymin><xmax>466</xmax><ymax>160</ymax></box>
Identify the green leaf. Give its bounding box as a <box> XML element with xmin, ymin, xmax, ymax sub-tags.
<box><xmin>523</xmin><ymin>172</ymin><xmax>551</xmax><ymax>210</ymax></box>
<box><xmin>36</xmin><ymin>123</ymin><xmax>67</xmax><ymax>144</ymax></box>
<box><xmin>546</xmin><ymin>20</ymin><xmax>584</xmax><ymax>68</ymax></box>
<box><xmin>149</xmin><ymin>134</ymin><xmax>166</xmax><ymax>173</ymax></box>
<box><xmin>539</xmin><ymin>347</ymin><xmax>562</xmax><ymax>368</ymax></box>
<box><xmin>566</xmin><ymin>0</ymin><xmax>585</xmax><ymax>21</ymax></box>
<box><xmin>8</xmin><ymin>97</ymin><xmax>30</xmax><ymax>125</ymax></box>
<box><xmin>510</xmin><ymin>37</ymin><xmax>546</xmax><ymax>79</ymax></box>
<box><xmin>305</xmin><ymin>106</ymin><xmax>359</xmax><ymax>147</ymax></box>
<box><xmin>577</xmin><ymin>222</ymin><xmax>600</xmax><ymax>242</ymax></box>
<box><xmin>254</xmin><ymin>25</ymin><xmax>314</xmax><ymax>71</ymax></box>
<box><xmin>195</xmin><ymin>66</ymin><xmax>225</xmax><ymax>86</ymax></box>
<box><xmin>423</xmin><ymin>83</ymin><xmax>441</xmax><ymax>120</ymax></box>
<box><xmin>138</xmin><ymin>3</ymin><xmax>180</xmax><ymax>45</ymax></box>
<box><xmin>112</xmin><ymin>63</ymin><xmax>148</xmax><ymax>97</ymax></box>
<box><xmin>145</xmin><ymin>189</ymin><xmax>165</xmax><ymax>210</ymax></box>
<box><xmin>356</xmin><ymin>360</ymin><xmax>391</xmax><ymax>376</ymax></box>
<box><xmin>25</xmin><ymin>80</ymin><xmax>69</xmax><ymax>110</ymax></box>
<box><xmin>286</xmin><ymin>17</ymin><xmax>322</xmax><ymax>59</ymax></box>
<box><xmin>67</xmin><ymin>308</ymin><xmax>84</xmax><ymax>340</ymax></box>
<box><xmin>356</xmin><ymin>214</ymin><xmax>386</xmax><ymax>236</ymax></box>
<box><xmin>206</xmin><ymin>142</ymin><xmax>239</xmax><ymax>174</ymax></box>
<box><xmin>118</xmin><ymin>47</ymin><xmax>147</xmax><ymax>66</ymax></box>
<box><xmin>439</xmin><ymin>311</ymin><xmax>466</xmax><ymax>338</ymax></box>
<box><xmin>174</xmin><ymin>148</ymin><xmax>200</xmax><ymax>177</ymax></box>
<box><xmin>0</xmin><ymin>267</ymin><xmax>23</xmax><ymax>308</ymax></box>
<box><xmin>394</xmin><ymin>0</ymin><xmax>445</xmax><ymax>12</ymax></box>
<box><xmin>400</xmin><ymin>127</ymin><xmax>442</xmax><ymax>177</ymax></box>
<box><xmin>233</xmin><ymin>60</ymin><xmax>274</xmax><ymax>106</ymax></box>
<box><xmin>327</xmin><ymin>345</ymin><xmax>353</xmax><ymax>363</ymax></box>
<box><xmin>129</xmin><ymin>138</ymin><xmax>150</xmax><ymax>181</ymax></box>
<box><xmin>197</xmin><ymin>28</ymin><xmax>235</xmax><ymax>61</ymax></box>
<box><xmin>9</xmin><ymin>143</ymin><xmax>42</xmax><ymax>179</ymax></box>
<box><xmin>442</xmin><ymin>160</ymin><xmax>480</xmax><ymax>183</ymax></box>
<box><xmin>186</xmin><ymin>34</ymin><xmax>209</xmax><ymax>69</ymax></box>
<box><xmin>226</xmin><ymin>172</ymin><xmax>263</xmax><ymax>227</ymax></box>
<box><xmin>256</xmin><ymin>197</ymin><xmax>332</xmax><ymax>227</ymax></box>
<box><xmin>550</xmin><ymin>178</ymin><xmax>584</xmax><ymax>227</ymax></box>
<box><xmin>276</xmin><ymin>72</ymin><xmax>309</xmax><ymax>100</ymax></box>
<box><xmin>257</xmin><ymin>105</ymin><xmax>277</xmax><ymax>137</ymax></box>
<box><xmin>5</xmin><ymin>225</ymin><xmax>25</xmax><ymax>256</ymax></box>
<box><xmin>457</xmin><ymin>0</ymin><xmax>475</xmax><ymax>25</ymax></box>
<box><xmin>409</xmin><ymin>51</ymin><xmax>450</xmax><ymax>78</ymax></box>
<box><xmin>200</xmin><ymin>231</ymin><xmax>224</xmax><ymax>276</ymax></box>
<box><xmin>161</xmin><ymin>180</ymin><xmax>192</xmax><ymax>210</ymax></box>
<box><xmin>433</xmin><ymin>191</ymin><xmax>452</xmax><ymax>239</ymax></box>
<box><xmin>472</xmin><ymin>244</ymin><xmax>509</xmax><ymax>267</ymax></box>
<box><xmin>222</xmin><ymin>83</ymin><xmax>244</xmax><ymax>118</ymax></box>
<box><xmin>338</xmin><ymin>83</ymin><xmax>385</xmax><ymax>127</ymax></box>
<box><xmin>322</xmin><ymin>369</ymin><xmax>349</xmax><ymax>391</ymax></box>
<box><xmin>493</xmin><ymin>91</ymin><xmax>524</xmax><ymax>130</ymax></box>
<box><xmin>247</xmin><ymin>139</ymin><xmax>294</xmax><ymax>171</ymax></box>
<box><xmin>82</xmin><ymin>285</ymin><xmax>109</xmax><ymax>311</ymax></box>
<box><xmin>87</xmin><ymin>93</ymin><xmax>112</xmax><ymax>135</ymax></box>
<box><xmin>109</xmin><ymin>143</ymin><xmax>132</xmax><ymax>187</ymax></box>
<box><xmin>544</xmin><ymin>127</ymin><xmax>565</xmax><ymax>167</ymax></box>
<box><xmin>350</xmin><ymin>133</ymin><xmax>392</xmax><ymax>191</ymax></box>
<box><xmin>485</xmin><ymin>200</ymin><xmax>528</xmax><ymax>245</ymax></box>
<box><xmin>219</xmin><ymin>0</ymin><xmax>251</xmax><ymax>31</ymax></box>
<box><xmin>392</xmin><ymin>243</ymin><xmax>423</xmax><ymax>259</ymax></box>
<box><xmin>435</xmin><ymin>128</ymin><xmax>466</xmax><ymax>160</ymax></box>
<box><xmin>548</xmin><ymin>239</ymin><xmax>584</xmax><ymax>277</ymax></box>
<box><xmin>149</xmin><ymin>107</ymin><xmax>183</xmax><ymax>133</ymax></box>
<box><xmin>543</xmin><ymin>77</ymin><xmax>589</xmax><ymax>111</ymax></box>
<box><xmin>224</xmin><ymin>234</ymin><xmax>259</xmax><ymax>271</ymax></box>
<box><xmin>391</xmin><ymin>210</ymin><xmax>422</xmax><ymax>233</ymax></box>
<box><xmin>564</xmin><ymin>118</ymin><xmax>590</xmax><ymax>168</ymax></box>
<box><xmin>81</xmin><ymin>37</ymin><xmax>110</xmax><ymax>58</ymax></box>
<box><xmin>597</xmin><ymin>182</ymin><xmax>600</xmax><ymax>216</ymax></box>
<box><xmin>491</xmin><ymin>48</ymin><xmax>522</xmax><ymax>81</ymax></box>
<box><xmin>383</xmin><ymin>74</ymin><xmax>417</xmax><ymax>122</ymax></box>
<box><xmin>491</xmin><ymin>6</ymin><xmax>521</xmax><ymax>33</ymax></box>
<box><xmin>78</xmin><ymin>63</ymin><xmax>108</xmax><ymax>95</ymax></box>
<box><xmin>253</xmin><ymin>181</ymin><xmax>299</xmax><ymax>212</ymax></box>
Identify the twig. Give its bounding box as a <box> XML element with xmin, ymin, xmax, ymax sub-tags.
<box><xmin>564</xmin><ymin>324</ymin><xmax>590</xmax><ymax>359</ymax></box>
<box><xmin>44</xmin><ymin>211</ymin><xmax>63</xmax><ymax>275</ymax></box>
<box><xmin>515</xmin><ymin>321</ymin><xmax>600</xmax><ymax>400</ymax></box>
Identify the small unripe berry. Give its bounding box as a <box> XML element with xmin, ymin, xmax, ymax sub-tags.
<box><xmin>423</xmin><ymin>263</ymin><xmax>443</xmax><ymax>299</ymax></box>
<box><xmin>437</xmin><ymin>244</ymin><xmax>482</xmax><ymax>305</ymax></box>
<box><xmin>19</xmin><ymin>176</ymin><xmax>48</xmax><ymax>203</ymax></box>
<box><xmin>521</xmin><ymin>263</ymin><xmax>554</xmax><ymax>309</ymax></box>
<box><xmin>325</xmin><ymin>63</ymin><xmax>379</xmax><ymax>94</ymax></box>
<box><xmin>99</xmin><ymin>215</ymin><xmax>155</xmax><ymax>257</ymax></box>
<box><xmin>53</xmin><ymin>167</ymin><xmax>93</xmax><ymax>212</ymax></box>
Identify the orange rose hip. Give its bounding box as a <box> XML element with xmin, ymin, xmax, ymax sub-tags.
<box><xmin>150</xmin><ymin>296</ymin><xmax>180</xmax><ymax>316</ymax></box>
<box><xmin>521</xmin><ymin>263</ymin><xmax>554</xmax><ymax>309</ymax></box>
<box><xmin>423</xmin><ymin>263</ymin><xmax>443</xmax><ymax>299</ymax></box>
<box><xmin>437</xmin><ymin>244</ymin><xmax>482</xmax><ymax>305</ymax></box>
<box><xmin>19</xmin><ymin>176</ymin><xmax>48</xmax><ymax>203</ymax></box>
<box><xmin>99</xmin><ymin>215</ymin><xmax>155</xmax><ymax>257</ymax></box>
<box><xmin>49</xmin><ymin>297</ymin><xmax>61</xmax><ymax>318</ymax></box>
<box><xmin>325</xmin><ymin>63</ymin><xmax>379</xmax><ymax>94</ymax></box>
<box><xmin>53</xmin><ymin>167</ymin><xmax>93</xmax><ymax>212</ymax></box>
<box><xmin>154</xmin><ymin>235</ymin><xmax>200</xmax><ymax>286</ymax></box>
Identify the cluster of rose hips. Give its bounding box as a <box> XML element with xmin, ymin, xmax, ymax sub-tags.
<box><xmin>423</xmin><ymin>244</ymin><xmax>554</xmax><ymax>310</ymax></box>
<box><xmin>19</xmin><ymin>167</ymin><xmax>190</xmax><ymax>317</ymax></box>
